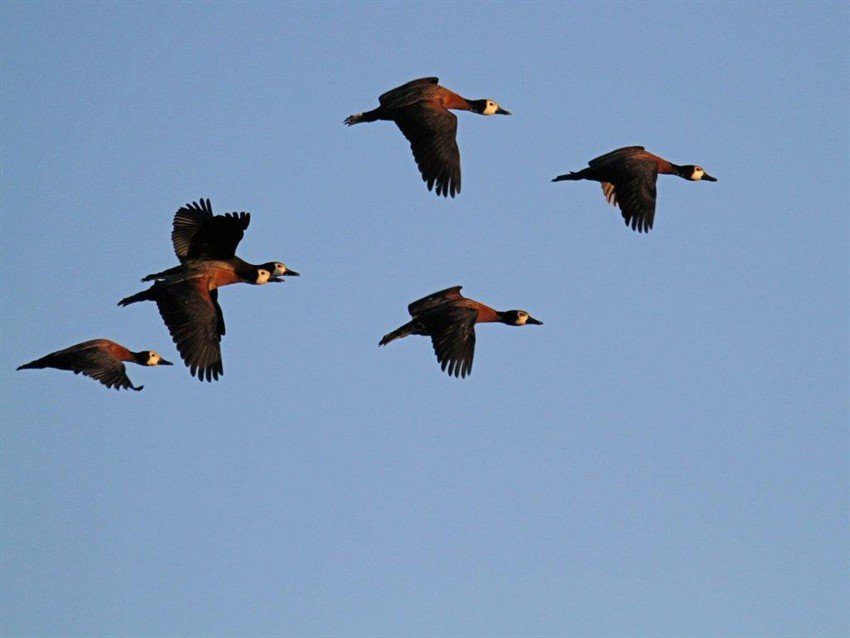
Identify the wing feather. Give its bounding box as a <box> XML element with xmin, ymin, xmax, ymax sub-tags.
<box><xmin>172</xmin><ymin>198</ymin><xmax>250</xmax><ymax>262</ymax></box>
<box><xmin>423</xmin><ymin>305</ymin><xmax>477</xmax><ymax>378</ymax></box>
<box><xmin>379</xmin><ymin>77</ymin><xmax>439</xmax><ymax>108</ymax></box>
<box><xmin>588</xmin><ymin>146</ymin><xmax>646</xmax><ymax>168</ymax></box>
<box><xmin>75</xmin><ymin>349</ymin><xmax>141</xmax><ymax>391</ymax></box>
<box><xmin>394</xmin><ymin>102</ymin><xmax>461</xmax><ymax>198</ymax></box>
<box><xmin>596</xmin><ymin>157</ymin><xmax>659</xmax><ymax>233</ymax></box>
<box><xmin>407</xmin><ymin>286</ymin><xmax>464</xmax><ymax>317</ymax></box>
<box><xmin>152</xmin><ymin>277</ymin><xmax>224</xmax><ymax>381</ymax></box>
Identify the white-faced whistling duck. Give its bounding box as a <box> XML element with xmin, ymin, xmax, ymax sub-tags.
<box><xmin>119</xmin><ymin>199</ymin><xmax>297</xmax><ymax>382</ymax></box>
<box><xmin>142</xmin><ymin>198</ymin><xmax>299</xmax><ymax>282</ymax></box>
<box><xmin>552</xmin><ymin>146</ymin><xmax>717</xmax><ymax>233</ymax></box>
<box><xmin>379</xmin><ymin>286</ymin><xmax>541</xmax><ymax>378</ymax></box>
<box><xmin>17</xmin><ymin>339</ymin><xmax>172</xmax><ymax>391</ymax></box>
<box><xmin>344</xmin><ymin>77</ymin><xmax>510</xmax><ymax>198</ymax></box>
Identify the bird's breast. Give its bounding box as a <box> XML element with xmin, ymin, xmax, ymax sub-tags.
<box><xmin>208</xmin><ymin>266</ymin><xmax>241</xmax><ymax>289</ymax></box>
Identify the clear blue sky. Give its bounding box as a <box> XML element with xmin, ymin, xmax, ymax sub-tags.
<box><xmin>1</xmin><ymin>2</ymin><xmax>847</xmax><ymax>635</ymax></box>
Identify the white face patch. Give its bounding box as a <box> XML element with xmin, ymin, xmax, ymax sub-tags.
<box><xmin>483</xmin><ymin>100</ymin><xmax>500</xmax><ymax>116</ymax></box>
<box><xmin>517</xmin><ymin>311</ymin><xmax>528</xmax><ymax>325</ymax></box>
<box><xmin>273</xmin><ymin>263</ymin><xmax>286</xmax><ymax>276</ymax></box>
<box><xmin>256</xmin><ymin>269</ymin><xmax>271</xmax><ymax>284</ymax></box>
<box><xmin>147</xmin><ymin>352</ymin><xmax>160</xmax><ymax>365</ymax></box>
<box><xmin>691</xmin><ymin>167</ymin><xmax>705</xmax><ymax>181</ymax></box>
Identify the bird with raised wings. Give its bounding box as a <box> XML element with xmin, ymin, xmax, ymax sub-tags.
<box><xmin>119</xmin><ymin>198</ymin><xmax>298</xmax><ymax>382</ymax></box>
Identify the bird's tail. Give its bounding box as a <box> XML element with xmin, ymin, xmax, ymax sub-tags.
<box><xmin>379</xmin><ymin>321</ymin><xmax>415</xmax><ymax>347</ymax></box>
<box><xmin>551</xmin><ymin>170</ymin><xmax>586</xmax><ymax>182</ymax></box>
<box><xmin>344</xmin><ymin>108</ymin><xmax>381</xmax><ymax>126</ymax></box>
<box><xmin>118</xmin><ymin>285</ymin><xmax>156</xmax><ymax>307</ymax></box>
<box><xmin>17</xmin><ymin>356</ymin><xmax>49</xmax><ymax>371</ymax></box>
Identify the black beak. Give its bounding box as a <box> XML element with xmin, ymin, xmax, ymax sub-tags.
<box><xmin>702</xmin><ymin>173</ymin><xmax>717</xmax><ymax>182</ymax></box>
<box><xmin>527</xmin><ymin>317</ymin><xmax>542</xmax><ymax>325</ymax></box>
<box><xmin>269</xmin><ymin>276</ymin><xmax>284</xmax><ymax>283</ymax></box>
<box><xmin>159</xmin><ymin>358</ymin><xmax>173</xmax><ymax>366</ymax></box>
<box><xmin>284</xmin><ymin>269</ymin><xmax>300</xmax><ymax>277</ymax></box>
<box><xmin>496</xmin><ymin>107</ymin><xmax>511</xmax><ymax>115</ymax></box>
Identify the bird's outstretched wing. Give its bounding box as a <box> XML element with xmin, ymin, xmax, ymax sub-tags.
<box><xmin>152</xmin><ymin>276</ymin><xmax>224</xmax><ymax>381</ymax></box>
<box><xmin>421</xmin><ymin>305</ymin><xmax>478</xmax><ymax>379</ymax></box>
<box><xmin>172</xmin><ymin>198</ymin><xmax>250</xmax><ymax>262</ymax></box>
<box><xmin>75</xmin><ymin>350</ymin><xmax>141</xmax><ymax>391</ymax></box>
<box><xmin>599</xmin><ymin>160</ymin><xmax>659</xmax><ymax>233</ymax></box>
<box><xmin>587</xmin><ymin>146</ymin><xmax>646</xmax><ymax>168</ymax></box>
<box><xmin>394</xmin><ymin>102</ymin><xmax>461</xmax><ymax>197</ymax></box>
<box><xmin>407</xmin><ymin>286</ymin><xmax>464</xmax><ymax>317</ymax></box>
<box><xmin>378</xmin><ymin>77</ymin><xmax>439</xmax><ymax>109</ymax></box>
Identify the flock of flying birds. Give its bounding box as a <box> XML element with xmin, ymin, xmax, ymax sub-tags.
<box><xmin>17</xmin><ymin>76</ymin><xmax>717</xmax><ymax>389</ymax></box>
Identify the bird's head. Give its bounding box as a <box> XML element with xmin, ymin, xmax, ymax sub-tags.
<box><xmin>254</xmin><ymin>268</ymin><xmax>272</xmax><ymax>285</ymax></box>
<box><xmin>678</xmin><ymin>165</ymin><xmax>717</xmax><ymax>182</ymax></box>
<box><xmin>261</xmin><ymin>261</ymin><xmax>300</xmax><ymax>282</ymax></box>
<box><xmin>138</xmin><ymin>350</ymin><xmax>172</xmax><ymax>366</ymax></box>
<box><xmin>469</xmin><ymin>99</ymin><xmax>511</xmax><ymax>116</ymax></box>
<box><xmin>498</xmin><ymin>310</ymin><xmax>542</xmax><ymax>326</ymax></box>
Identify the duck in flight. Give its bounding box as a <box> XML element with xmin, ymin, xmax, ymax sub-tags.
<box><xmin>552</xmin><ymin>146</ymin><xmax>717</xmax><ymax>233</ymax></box>
<box><xmin>345</xmin><ymin>77</ymin><xmax>510</xmax><ymax>198</ymax></box>
<box><xmin>379</xmin><ymin>286</ymin><xmax>541</xmax><ymax>378</ymax></box>
<box><xmin>142</xmin><ymin>198</ymin><xmax>299</xmax><ymax>282</ymax></box>
<box><xmin>17</xmin><ymin>339</ymin><xmax>171</xmax><ymax>391</ymax></box>
<box><xmin>119</xmin><ymin>198</ymin><xmax>298</xmax><ymax>382</ymax></box>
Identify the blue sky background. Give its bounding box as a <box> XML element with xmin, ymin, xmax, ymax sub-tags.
<box><xmin>1</xmin><ymin>2</ymin><xmax>847</xmax><ymax>635</ymax></box>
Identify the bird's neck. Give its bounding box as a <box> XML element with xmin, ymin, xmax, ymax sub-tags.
<box><xmin>131</xmin><ymin>351</ymin><xmax>148</xmax><ymax>365</ymax></box>
<box><xmin>495</xmin><ymin>310</ymin><xmax>512</xmax><ymax>324</ymax></box>
<box><xmin>669</xmin><ymin>163</ymin><xmax>689</xmax><ymax>177</ymax></box>
<box><xmin>463</xmin><ymin>98</ymin><xmax>486</xmax><ymax>114</ymax></box>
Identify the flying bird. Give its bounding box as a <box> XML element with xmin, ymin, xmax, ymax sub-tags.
<box><xmin>142</xmin><ymin>198</ymin><xmax>299</xmax><ymax>282</ymax></box>
<box><xmin>17</xmin><ymin>339</ymin><xmax>171</xmax><ymax>391</ymax></box>
<box><xmin>344</xmin><ymin>77</ymin><xmax>510</xmax><ymax>197</ymax></box>
<box><xmin>379</xmin><ymin>286</ymin><xmax>541</xmax><ymax>378</ymax></box>
<box><xmin>120</xmin><ymin>262</ymin><xmax>272</xmax><ymax>382</ymax></box>
<box><xmin>120</xmin><ymin>198</ymin><xmax>298</xmax><ymax>382</ymax></box>
<box><xmin>552</xmin><ymin>146</ymin><xmax>717</xmax><ymax>233</ymax></box>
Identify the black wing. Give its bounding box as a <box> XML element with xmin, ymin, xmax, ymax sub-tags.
<box><xmin>601</xmin><ymin>161</ymin><xmax>659</xmax><ymax>233</ymax></box>
<box><xmin>421</xmin><ymin>305</ymin><xmax>478</xmax><ymax>378</ymax></box>
<box><xmin>588</xmin><ymin>146</ymin><xmax>646</xmax><ymax>167</ymax></box>
<box><xmin>153</xmin><ymin>277</ymin><xmax>224</xmax><ymax>382</ymax></box>
<box><xmin>379</xmin><ymin>77</ymin><xmax>439</xmax><ymax>108</ymax></box>
<box><xmin>408</xmin><ymin>285</ymin><xmax>464</xmax><ymax>317</ymax></box>
<box><xmin>75</xmin><ymin>350</ymin><xmax>142</xmax><ymax>391</ymax></box>
<box><xmin>172</xmin><ymin>198</ymin><xmax>250</xmax><ymax>262</ymax></box>
<box><xmin>395</xmin><ymin>102</ymin><xmax>461</xmax><ymax>197</ymax></box>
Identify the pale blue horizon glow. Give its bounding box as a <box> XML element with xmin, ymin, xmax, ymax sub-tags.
<box><xmin>1</xmin><ymin>2</ymin><xmax>848</xmax><ymax>635</ymax></box>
